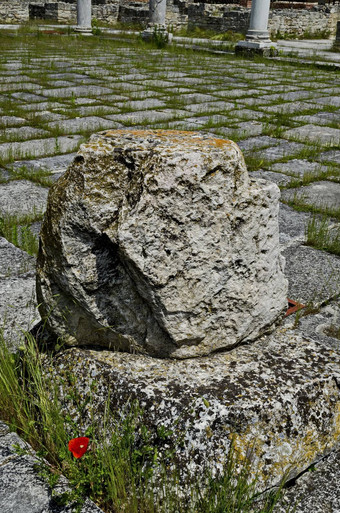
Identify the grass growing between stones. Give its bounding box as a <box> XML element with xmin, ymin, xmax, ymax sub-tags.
<box><xmin>0</xmin><ymin>332</ymin><xmax>288</xmax><ymax>513</ymax></box>
<box><xmin>305</xmin><ymin>215</ymin><xmax>340</xmax><ymax>256</ymax></box>
<box><xmin>280</xmin><ymin>165</ymin><xmax>340</xmax><ymax>188</ymax></box>
<box><xmin>0</xmin><ymin>212</ymin><xmax>42</xmax><ymax>256</ymax></box>
<box><xmin>7</xmin><ymin>165</ymin><xmax>54</xmax><ymax>187</ymax></box>
<box><xmin>282</xmin><ymin>194</ymin><xmax>340</xmax><ymax>222</ymax></box>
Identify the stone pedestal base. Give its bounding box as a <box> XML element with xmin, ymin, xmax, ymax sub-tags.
<box><xmin>141</xmin><ymin>24</ymin><xmax>173</xmax><ymax>44</ymax></box>
<box><xmin>49</xmin><ymin>329</ymin><xmax>340</xmax><ymax>492</ymax></box>
<box><xmin>74</xmin><ymin>26</ymin><xmax>92</xmax><ymax>36</ymax></box>
<box><xmin>236</xmin><ymin>40</ymin><xmax>277</xmax><ymax>56</ymax></box>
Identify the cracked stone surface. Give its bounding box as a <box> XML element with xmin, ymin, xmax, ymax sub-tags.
<box><xmin>36</xmin><ymin>129</ymin><xmax>288</xmax><ymax>359</ymax></box>
<box><xmin>275</xmin><ymin>450</ymin><xmax>340</xmax><ymax>513</ymax></box>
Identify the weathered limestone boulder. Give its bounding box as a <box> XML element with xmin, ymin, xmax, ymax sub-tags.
<box><xmin>48</xmin><ymin>328</ymin><xmax>340</xmax><ymax>490</ymax></box>
<box><xmin>37</xmin><ymin>129</ymin><xmax>287</xmax><ymax>358</ymax></box>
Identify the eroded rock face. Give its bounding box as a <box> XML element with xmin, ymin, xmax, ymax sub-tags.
<box><xmin>37</xmin><ymin>129</ymin><xmax>288</xmax><ymax>358</ymax></box>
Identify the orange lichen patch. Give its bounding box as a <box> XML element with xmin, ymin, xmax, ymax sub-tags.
<box><xmin>99</xmin><ymin>129</ymin><xmax>233</xmax><ymax>150</ymax></box>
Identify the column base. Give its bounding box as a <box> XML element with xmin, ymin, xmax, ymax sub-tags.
<box><xmin>235</xmin><ymin>40</ymin><xmax>278</xmax><ymax>57</ymax></box>
<box><xmin>74</xmin><ymin>26</ymin><xmax>93</xmax><ymax>36</ymax></box>
<box><xmin>142</xmin><ymin>24</ymin><xmax>173</xmax><ymax>45</ymax></box>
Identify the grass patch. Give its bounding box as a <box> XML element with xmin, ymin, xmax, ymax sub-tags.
<box><xmin>0</xmin><ymin>331</ymin><xmax>288</xmax><ymax>513</ymax></box>
<box><xmin>305</xmin><ymin>215</ymin><xmax>340</xmax><ymax>256</ymax></box>
<box><xmin>0</xmin><ymin>211</ymin><xmax>42</xmax><ymax>255</ymax></box>
<box><xmin>7</xmin><ymin>165</ymin><xmax>54</xmax><ymax>187</ymax></box>
<box><xmin>244</xmin><ymin>154</ymin><xmax>271</xmax><ymax>172</ymax></box>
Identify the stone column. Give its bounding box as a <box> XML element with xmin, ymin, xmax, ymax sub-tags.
<box><xmin>333</xmin><ymin>21</ymin><xmax>340</xmax><ymax>51</ymax></box>
<box><xmin>74</xmin><ymin>0</ymin><xmax>92</xmax><ymax>35</ymax></box>
<box><xmin>150</xmin><ymin>0</ymin><xmax>166</xmax><ymax>24</ymax></box>
<box><xmin>236</xmin><ymin>0</ymin><xmax>276</xmax><ymax>55</ymax></box>
<box><xmin>142</xmin><ymin>0</ymin><xmax>172</xmax><ymax>44</ymax></box>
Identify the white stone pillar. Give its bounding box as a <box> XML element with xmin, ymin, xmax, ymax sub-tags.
<box><xmin>142</xmin><ymin>0</ymin><xmax>172</xmax><ymax>44</ymax></box>
<box><xmin>75</xmin><ymin>0</ymin><xmax>92</xmax><ymax>35</ymax></box>
<box><xmin>236</xmin><ymin>0</ymin><xmax>276</xmax><ymax>55</ymax></box>
<box><xmin>150</xmin><ymin>0</ymin><xmax>166</xmax><ymax>25</ymax></box>
<box><xmin>333</xmin><ymin>21</ymin><xmax>340</xmax><ymax>51</ymax></box>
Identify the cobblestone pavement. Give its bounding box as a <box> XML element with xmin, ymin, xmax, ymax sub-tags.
<box><xmin>0</xmin><ymin>30</ymin><xmax>339</xmax><ymax>512</ymax></box>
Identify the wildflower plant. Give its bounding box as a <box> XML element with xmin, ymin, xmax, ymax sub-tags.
<box><xmin>0</xmin><ymin>329</ymin><xmax>288</xmax><ymax>512</ymax></box>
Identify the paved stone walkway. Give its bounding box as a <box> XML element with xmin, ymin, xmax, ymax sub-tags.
<box><xmin>0</xmin><ymin>29</ymin><xmax>339</xmax><ymax>512</ymax></box>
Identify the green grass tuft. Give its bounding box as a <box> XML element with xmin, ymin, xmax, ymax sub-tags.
<box><xmin>0</xmin><ymin>211</ymin><xmax>43</xmax><ymax>255</ymax></box>
<box><xmin>305</xmin><ymin>215</ymin><xmax>340</xmax><ymax>256</ymax></box>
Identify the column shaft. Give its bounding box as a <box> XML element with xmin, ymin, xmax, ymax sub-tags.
<box><xmin>247</xmin><ymin>0</ymin><xmax>271</xmax><ymax>41</ymax></box>
<box><xmin>75</xmin><ymin>0</ymin><xmax>92</xmax><ymax>34</ymax></box>
<box><xmin>149</xmin><ymin>0</ymin><xmax>167</xmax><ymax>25</ymax></box>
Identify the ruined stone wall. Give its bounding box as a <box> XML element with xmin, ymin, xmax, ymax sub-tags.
<box><xmin>269</xmin><ymin>4</ymin><xmax>340</xmax><ymax>37</ymax></box>
<box><xmin>0</xmin><ymin>0</ymin><xmax>29</xmax><ymax>23</ymax></box>
<box><xmin>0</xmin><ymin>0</ymin><xmax>339</xmax><ymax>38</ymax></box>
<box><xmin>187</xmin><ymin>4</ymin><xmax>250</xmax><ymax>33</ymax></box>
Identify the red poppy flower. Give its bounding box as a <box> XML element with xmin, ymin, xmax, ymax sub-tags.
<box><xmin>68</xmin><ymin>437</ymin><xmax>90</xmax><ymax>459</ymax></box>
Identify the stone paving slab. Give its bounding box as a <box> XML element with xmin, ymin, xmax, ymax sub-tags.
<box><xmin>10</xmin><ymin>153</ymin><xmax>76</xmax><ymax>176</ymax></box>
<box><xmin>74</xmin><ymin>105</ymin><xmax>120</xmax><ymax>116</ymax></box>
<box><xmin>251</xmin><ymin>141</ymin><xmax>306</xmax><ymax>161</ymax></box>
<box><xmin>183</xmin><ymin>100</ymin><xmax>234</xmax><ymax>113</ymax></box>
<box><xmin>282</xmin><ymin>244</ymin><xmax>340</xmax><ymax>305</ymax></box>
<box><xmin>0</xmin><ymin>116</ymin><xmax>27</xmax><ymax>127</ymax></box>
<box><xmin>258</xmin><ymin>101</ymin><xmax>320</xmax><ymax>114</ymax></box>
<box><xmin>250</xmin><ymin>170</ymin><xmax>291</xmax><ymax>187</ymax></box>
<box><xmin>0</xmin><ymin>237</ymin><xmax>35</xmax><ymax>280</ymax></box>
<box><xmin>0</xmin><ymin>135</ymin><xmax>82</xmax><ymax>160</ymax></box>
<box><xmin>107</xmin><ymin>110</ymin><xmax>188</xmax><ymax>124</ymax></box>
<box><xmin>285</xmin><ymin>299</ymin><xmax>340</xmax><ymax>352</ymax></box>
<box><xmin>47</xmin><ymin>116</ymin><xmax>118</xmax><ymax>134</ymax></box>
<box><xmin>284</xmin><ymin>124</ymin><xmax>340</xmax><ymax>146</ymax></box>
<box><xmin>19</xmin><ymin>101</ymin><xmax>67</xmax><ymax>112</ymax></box>
<box><xmin>293</xmin><ymin>112</ymin><xmax>340</xmax><ymax>128</ymax></box>
<box><xmin>281</xmin><ymin>181</ymin><xmax>340</xmax><ymax>209</ymax></box>
<box><xmin>11</xmin><ymin>92</ymin><xmax>48</xmax><ymax>103</ymax></box>
<box><xmin>41</xmin><ymin>85</ymin><xmax>114</xmax><ymax>98</ymax></box>
<box><xmin>257</xmin><ymin>90</ymin><xmax>315</xmax><ymax>102</ymax></box>
<box><xmin>0</xmin><ymin>180</ymin><xmax>48</xmax><ymax>216</ymax></box>
<box><xmin>0</xmin><ymin>273</ymin><xmax>37</xmax><ymax>347</ymax></box>
<box><xmin>311</xmin><ymin>96</ymin><xmax>340</xmax><ymax>108</ymax></box>
<box><xmin>0</xmin><ymin>126</ymin><xmax>50</xmax><ymax>141</ymax></box>
<box><xmin>238</xmin><ymin>136</ymin><xmax>280</xmax><ymax>152</ymax></box>
<box><xmin>278</xmin><ymin>204</ymin><xmax>312</xmax><ymax>246</ymax></box>
<box><xmin>115</xmin><ymin>98</ymin><xmax>167</xmax><ymax>110</ymax></box>
<box><xmin>270</xmin><ymin>159</ymin><xmax>329</xmax><ymax>177</ymax></box>
<box><xmin>317</xmin><ymin>150</ymin><xmax>340</xmax><ymax>165</ymax></box>
<box><xmin>228</xmin><ymin>108</ymin><xmax>267</xmax><ymax>121</ymax></box>
<box><xmin>234</xmin><ymin>121</ymin><xmax>268</xmax><ymax>137</ymax></box>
